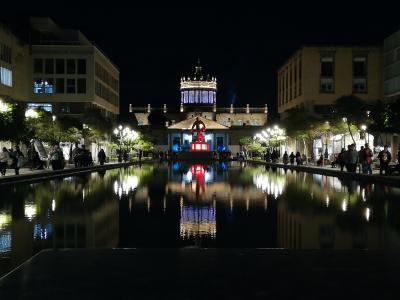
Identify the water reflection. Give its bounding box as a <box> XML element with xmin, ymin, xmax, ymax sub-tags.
<box><xmin>1</xmin><ymin>162</ymin><xmax>400</xmax><ymax>277</ymax></box>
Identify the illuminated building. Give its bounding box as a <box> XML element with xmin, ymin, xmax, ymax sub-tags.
<box><xmin>129</xmin><ymin>60</ymin><xmax>268</xmax><ymax>154</ymax></box>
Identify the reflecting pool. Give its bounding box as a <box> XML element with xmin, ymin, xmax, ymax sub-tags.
<box><xmin>1</xmin><ymin>162</ymin><xmax>400</xmax><ymax>277</ymax></box>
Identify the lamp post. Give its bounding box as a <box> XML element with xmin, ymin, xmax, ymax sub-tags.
<box><xmin>323</xmin><ymin>121</ymin><xmax>330</xmax><ymax>166</ymax></box>
<box><xmin>114</xmin><ymin>125</ymin><xmax>124</xmax><ymax>162</ymax></box>
<box><xmin>52</xmin><ymin>115</ymin><xmax>56</xmax><ymax>144</ymax></box>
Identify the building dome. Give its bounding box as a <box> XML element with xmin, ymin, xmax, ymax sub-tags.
<box><xmin>180</xmin><ymin>59</ymin><xmax>217</xmax><ymax>106</ymax></box>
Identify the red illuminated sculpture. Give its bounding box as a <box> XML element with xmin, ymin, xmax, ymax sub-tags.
<box><xmin>190</xmin><ymin>117</ymin><xmax>210</xmax><ymax>151</ymax></box>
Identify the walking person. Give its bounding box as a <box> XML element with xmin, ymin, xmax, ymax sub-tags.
<box><xmin>358</xmin><ymin>146</ymin><xmax>365</xmax><ymax>173</ymax></box>
<box><xmin>10</xmin><ymin>146</ymin><xmax>24</xmax><ymax>175</ymax></box>
<box><xmin>346</xmin><ymin>144</ymin><xmax>358</xmax><ymax>173</ymax></box>
<box><xmin>338</xmin><ymin>148</ymin><xmax>346</xmax><ymax>171</ymax></box>
<box><xmin>295</xmin><ymin>151</ymin><xmax>302</xmax><ymax>165</ymax></box>
<box><xmin>363</xmin><ymin>143</ymin><xmax>373</xmax><ymax>175</ymax></box>
<box><xmin>378</xmin><ymin>146</ymin><xmax>392</xmax><ymax>175</ymax></box>
<box><xmin>289</xmin><ymin>152</ymin><xmax>295</xmax><ymax>165</ymax></box>
<box><xmin>98</xmin><ymin>149</ymin><xmax>106</xmax><ymax>165</ymax></box>
<box><xmin>0</xmin><ymin>147</ymin><xmax>10</xmax><ymax>176</ymax></box>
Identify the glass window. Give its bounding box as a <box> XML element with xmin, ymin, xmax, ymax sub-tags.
<box><xmin>44</xmin><ymin>79</ymin><xmax>54</xmax><ymax>94</ymax></box>
<box><xmin>67</xmin><ymin>79</ymin><xmax>76</xmax><ymax>93</ymax></box>
<box><xmin>56</xmin><ymin>78</ymin><xmax>65</xmax><ymax>93</ymax></box>
<box><xmin>67</xmin><ymin>59</ymin><xmax>76</xmax><ymax>74</ymax></box>
<box><xmin>33</xmin><ymin>79</ymin><xmax>43</xmax><ymax>94</ymax></box>
<box><xmin>27</xmin><ymin>103</ymin><xmax>52</xmax><ymax>113</ymax></box>
<box><xmin>321</xmin><ymin>57</ymin><xmax>334</xmax><ymax>77</ymax></box>
<box><xmin>0</xmin><ymin>67</ymin><xmax>12</xmax><ymax>87</ymax></box>
<box><xmin>353</xmin><ymin>57</ymin><xmax>366</xmax><ymax>77</ymax></box>
<box><xmin>34</xmin><ymin>59</ymin><xmax>43</xmax><ymax>73</ymax></box>
<box><xmin>44</xmin><ymin>59</ymin><xmax>54</xmax><ymax>74</ymax></box>
<box><xmin>77</xmin><ymin>59</ymin><xmax>86</xmax><ymax>74</ymax></box>
<box><xmin>320</xmin><ymin>78</ymin><xmax>334</xmax><ymax>93</ymax></box>
<box><xmin>56</xmin><ymin>59</ymin><xmax>65</xmax><ymax>74</ymax></box>
<box><xmin>59</xmin><ymin>103</ymin><xmax>70</xmax><ymax>113</ymax></box>
<box><xmin>77</xmin><ymin>78</ymin><xmax>86</xmax><ymax>93</ymax></box>
<box><xmin>353</xmin><ymin>78</ymin><xmax>367</xmax><ymax>93</ymax></box>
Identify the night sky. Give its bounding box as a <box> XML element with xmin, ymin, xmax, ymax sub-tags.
<box><xmin>3</xmin><ymin>4</ymin><xmax>400</xmax><ymax>121</ymax></box>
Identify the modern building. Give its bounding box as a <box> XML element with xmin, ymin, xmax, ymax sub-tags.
<box><xmin>0</xmin><ymin>18</ymin><xmax>119</xmax><ymax>119</ymax></box>
<box><xmin>384</xmin><ymin>29</ymin><xmax>400</xmax><ymax>100</ymax></box>
<box><xmin>277</xmin><ymin>46</ymin><xmax>383</xmax><ymax>118</ymax></box>
<box><xmin>129</xmin><ymin>61</ymin><xmax>268</xmax><ymax>154</ymax></box>
<box><xmin>28</xmin><ymin>18</ymin><xmax>119</xmax><ymax>118</ymax></box>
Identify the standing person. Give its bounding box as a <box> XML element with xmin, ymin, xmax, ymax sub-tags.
<box><xmin>358</xmin><ymin>146</ymin><xmax>365</xmax><ymax>173</ymax></box>
<box><xmin>295</xmin><ymin>151</ymin><xmax>302</xmax><ymax>165</ymax></box>
<box><xmin>98</xmin><ymin>149</ymin><xmax>106</xmax><ymax>165</ymax></box>
<box><xmin>347</xmin><ymin>144</ymin><xmax>359</xmax><ymax>173</ymax></box>
<box><xmin>72</xmin><ymin>142</ymin><xmax>81</xmax><ymax>168</ymax></box>
<box><xmin>50</xmin><ymin>145</ymin><xmax>64</xmax><ymax>170</ymax></box>
<box><xmin>363</xmin><ymin>143</ymin><xmax>373</xmax><ymax>175</ymax></box>
<box><xmin>11</xmin><ymin>146</ymin><xmax>24</xmax><ymax>175</ymax></box>
<box><xmin>0</xmin><ymin>147</ymin><xmax>10</xmax><ymax>176</ymax></box>
<box><xmin>283</xmin><ymin>151</ymin><xmax>289</xmax><ymax>165</ymax></box>
<box><xmin>138</xmin><ymin>150</ymin><xmax>142</xmax><ymax>162</ymax></box>
<box><xmin>289</xmin><ymin>152</ymin><xmax>295</xmax><ymax>165</ymax></box>
<box><xmin>337</xmin><ymin>148</ymin><xmax>345</xmax><ymax>171</ymax></box>
<box><xmin>378</xmin><ymin>146</ymin><xmax>392</xmax><ymax>175</ymax></box>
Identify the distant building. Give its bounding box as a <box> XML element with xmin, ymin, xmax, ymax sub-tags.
<box><xmin>129</xmin><ymin>61</ymin><xmax>268</xmax><ymax>154</ymax></box>
<box><xmin>277</xmin><ymin>46</ymin><xmax>383</xmax><ymax>118</ymax></box>
<box><xmin>384</xmin><ymin>29</ymin><xmax>400</xmax><ymax>100</ymax></box>
<box><xmin>0</xmin><ymin>17</ymin><xmax>119</xmax><ymax>119</ymax></box>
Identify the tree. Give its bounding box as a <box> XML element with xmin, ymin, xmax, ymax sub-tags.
<box><xmin>335</xmin><ymin>95</ymin><xmax>368</xmax><ymax>144</ymax></box>
<box><xmin>0</xmin><ymin>102</ymin><xmax>29</xmax><ymax>144</ymax></box>
<box><xmin>82</xmin><ymin>107</ymin><xmax>113</xmax><ymax>142</ymax></box>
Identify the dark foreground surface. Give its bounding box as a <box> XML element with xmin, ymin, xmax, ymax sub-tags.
<box><xmin>0</xmin><ymin>248</ymin><xmax>399</xmax><ymax>300</ymax></box>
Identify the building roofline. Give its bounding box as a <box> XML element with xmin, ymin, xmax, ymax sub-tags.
<box><xmin>277</xmin><ymin>44</ymin><xmax>383</xmax><ymax>73</ymax></box>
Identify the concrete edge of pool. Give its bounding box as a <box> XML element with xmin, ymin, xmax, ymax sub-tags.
<box><xmin>246</xmin><ymin>159</ymin><xmax>400</xmax><ymax>186</ymax></box>
<box><xmin>0</xmin><ymin>160</ymin><xmax>156</xmax><ymax>187</ymax></box>
<box><xmin>0</xmin><ymin>248</ymin><xmax>399</xmax><ymax>299</ymax></box>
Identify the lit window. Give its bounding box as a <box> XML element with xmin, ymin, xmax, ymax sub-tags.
<box><xmin>27</xmin><ymin>103</ymin><xmax>53</xmax><ymax>113</ymax></box>
<box><xmin>0</xmin><ymin>67</ymin><xmax>12</xmax><ymax>87</ymax></box>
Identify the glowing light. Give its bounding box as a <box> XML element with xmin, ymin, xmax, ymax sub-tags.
<box><xmin>361</xmin><ymin>124</ymin><xmax>367</xmax><ymax>131</ymax></box>
<box><xmin>0</xmin><ymin>213</ymin><xmax>11</xmax><ymax>229</ymax></box>
<box><xmin>25</xmin><ymin>108</ymin><xmax>39</xmax><ymax>118</ymax></box>
<box><xmin>342</xmin><ymin>199</ymin><xmax>348</xmax><ymax>212</ymax></box>
<box><xmin>325</xmin><ymin>195</ymin><xmax>330</xmax><ymax>207</ymax></box>
<box><xmin>52</xmin><ymin>199</ymin><xmax>56</xmax><ymax>211</ymax></box>
<box><xmin>24</xmin><ymin>204</ymin><xmax>37</xmax><ymax>220</ymax></box>
<box><xmin>0</xmin><ymin>100</ymin><xmax>11</xmax><ymax>113</ymax></box>
<box><xmin>365</xmin><ymin>208</ymin><xmax>370</xmax><ymax>221</ymax></box>
<box><xmin>52</xmin><ymin>115</ymin><xmax>56</xmax><ymax>122</ymax></box>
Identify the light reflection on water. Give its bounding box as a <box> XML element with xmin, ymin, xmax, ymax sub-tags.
<box><xmin>1</xmin><ymin>162</ymin><xmax>400</xmax><ymax>277</ymax></box>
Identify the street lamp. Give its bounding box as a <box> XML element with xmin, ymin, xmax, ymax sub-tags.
<box><xmin>52</xmin><ymin>115</ymin><xmax>57</xmax><ymax>143</ymax></box>
<box><xmin>324</xmin><ymin>121</ymin><xmax>330</xmax><ymax>162</ymax></box>
<box><xmin>360</xmin><ymin>124</ymin><xmax>367</xmax><ymax>144</ymax></box>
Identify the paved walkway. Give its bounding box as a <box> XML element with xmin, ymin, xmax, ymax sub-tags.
<box><xmin>246</xmin><ymin>159</ymin><xmax>400</xmax><ymax>186</ymax></box>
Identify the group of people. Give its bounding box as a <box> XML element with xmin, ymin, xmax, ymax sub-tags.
<box><xmin>330</xmin><ymin>143</ymin><xmax>398</xmax><ymax>175</ymax></box>
<box><xmin>283</xmin><ymin>151</ymin><xmax>305</xmax><ymax>165</ymax></box>
<box><xmin>0</xmin><ymin>146</ymin><xmax>24</xmax><ymax>176</ymax></box>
